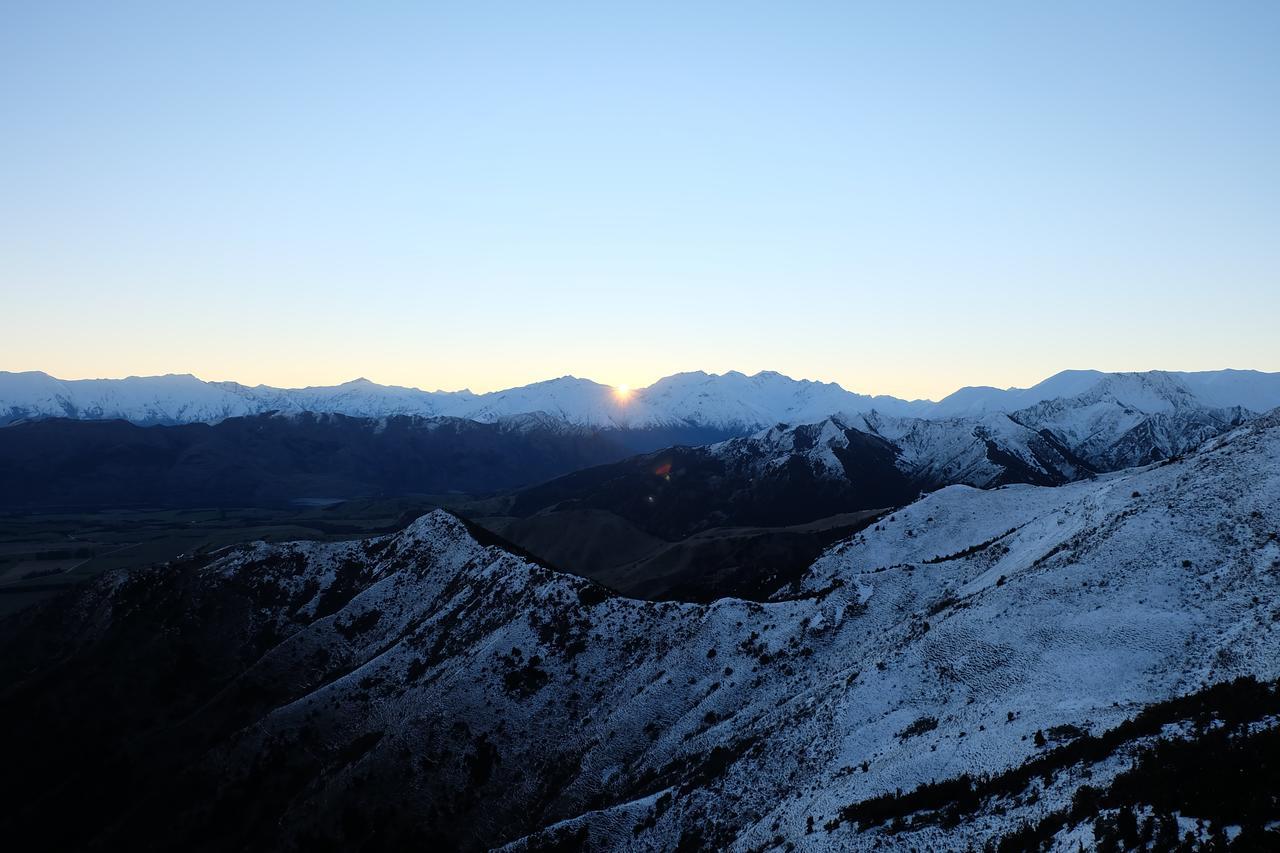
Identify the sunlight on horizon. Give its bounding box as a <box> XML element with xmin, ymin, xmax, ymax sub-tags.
<box><xmin>2</xmin><ymin>4</ymin><xmax>1277</xmax><ymax>399</ymax></box>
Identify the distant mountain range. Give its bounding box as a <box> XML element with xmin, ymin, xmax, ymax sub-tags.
<box><xmin>3</xmin><ymin>368</ymin><xmax>1279</xmax><ymax>429</ymax></box>
<box><xmin>0</xmin><ymin>370</ymin><xmax>1268</xmax><ymax>524</ymax></box>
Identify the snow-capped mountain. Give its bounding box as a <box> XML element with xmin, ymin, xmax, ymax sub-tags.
<box><xmin>851</xmin><ymin>410</ymin><xmax>1093</xmax><ymax>486</ymax></box>
<box><xmin>5</xmin><ymin>410</ymin><xmax>1278</xmax><ymax>849</ymax></box>
<box><xmin>924</xmin><ymin>369</ymin><xmax>1117</xmax><ymax>417</ymax></box>
<box><xmin>282</xmin><ymin>377</ymin><xmax>477</xmax><ymax>419</ymax></box>
<box><xmin>929</xmin><ymin>368</ymin><xmax>1280</xmax><ymax>419</ymax></box>
<box><xmin>716</xmin><ymin>411</ymin><xmax>1090</xmax><ymax>490</ymax></box>
<box><xmin>1008</xmin><ymin>372</ymin><xmax>1252</xmax><ymax>469</ymax></box>
<box><xmin>0</xmin><ymin>371</ymin><xmax>273</xmax><ymax>425</ymax></box>
<box><xmin>706</xmin><ymin>372</ymin><xmax>1259</xmax><ymax>492</ymax></box>
<box><xmin>626</xmin><ymin>370</ymin><xmax>921</xmax><ymax>425</ymax></box>
<box><xmin>5</xmin><ymin>367</ymin><xmax>1277</xmax><ymax>431</ymax></box>
<box><xmin>0</xmin><ymin>369</ymin><xmax>896</xmax><ymax>429</ymax></box>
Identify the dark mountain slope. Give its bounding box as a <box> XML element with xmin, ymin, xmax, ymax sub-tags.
<box><xmin>476</xmin><ymin>425</ymin><xmax>909</xmax><ymax>601</ymax></box>
<box><xmin>508</xmin><ymin>427</ymin><xmax>913</xmax><ymax>541</ymax></box>
<box><xmin>481</xmin><ymin>507</ymin><xmax>884</xmax><ymax>602</ymax></box>
<box><xmin>0</xmin><ymin>413</ymin><xmax>646</xmax><ymax>508</ymax></box>
<box><xmin>477</xmin><ymin>416</ymin><xmax>1076</xmax><ymax>598</ymax></box>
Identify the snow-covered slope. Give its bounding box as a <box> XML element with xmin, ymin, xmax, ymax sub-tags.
<box><xmin>0</xmin><ymin>372</ymin><xmax>467</xmax><ymax>426</ymax></box>
<box><xmin>1179</xmin><ymin>368</ymin><xmax>1280</xmax><ymax>412</ymax></box>
<box><xmin>927</xmin><ymin>369</ymin><xmax>1110</xmax><ymax>418</ymax></box>
<box><xmin>711</xmin><ymin>372</ymin><xmax>1262</xmax><ymax>489</ymax></box>
<box><xmin>282</xmin><ymin>377</ymin><xmax>476</xmax><ymax>418</ymax></box>
<box><xmin>632</xmin><ymin>370</ymin><xmax>921</xmax><ymax>425</ymax></box>
<box><xmin>5</xmin><ymin>411</ymin><xmax>1279</xmax><ymax>849</ymax></box>
<box><xmin>5</xmin><ymin>368</ymin><xmax>1277</xmax><ymax>432</ymax></box>
<box><xmin>851</xmin><ymin>410</ymin><xmax>1091</xmax><ymax>486</ymax></box>
<box><xmin>0</xmin><ymin>371</ymin><xmax>275</xmax><ymax>425</ymax></box>
<box><xmin>1009</xmin><ymin>372</ymin><xmax>1251</xmax><ymax>469</ymax></box>
<box><xmin>710</xmin><ymin>412</ymin><xmax>1084</xmax><ymax>490</ymax></box>
<box><xmin>930</xmin><ymin>368</ymin><xmax>1280</xmax><ymax>419</ymax></box>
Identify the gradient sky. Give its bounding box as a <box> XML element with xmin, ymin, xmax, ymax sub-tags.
<box><xmin>2</xmin><ymin>2</ymin><xmax>1278</xmax><ymax>400</ymax></box>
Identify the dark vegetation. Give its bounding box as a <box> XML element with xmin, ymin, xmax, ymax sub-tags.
<box><xmin>897</xmin><ymin>715</ymin><xmax>940</xmax><ymax>741</ymax></box>
<box><xmin>922</xmin><ymin>528</ymin><xmax>1019</xmax><ymax>564</ymax></box>
<box><xmin>826</xmin><ymin>677</ymin><xmax>1280</xmax><ymax>850</ymax></box>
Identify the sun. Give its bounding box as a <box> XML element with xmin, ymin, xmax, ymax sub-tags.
<box><xmin>613</xmin><ymin>383</ymin><xmax>632</xmax><ymax>402</ymax></box>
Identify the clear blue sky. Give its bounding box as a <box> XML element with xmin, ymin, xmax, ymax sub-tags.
<box><xmin>2</xmin><ymin>1</ymin><xmax>1277</xmax><ymax>399</ymax></box>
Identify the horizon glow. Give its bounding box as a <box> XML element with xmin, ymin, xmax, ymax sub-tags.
<box><xmin>2</xmin><ymin>2</ymin><xmax>1278</xmax><ymax>401</ymax></box>
<box><xmin>10</xmin><ymin>365</ymin><xmax>1279</xmax><ymax>407</ymax></box>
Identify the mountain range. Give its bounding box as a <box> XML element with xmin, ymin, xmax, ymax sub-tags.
<box><xmin>4</xmin><ymin>368</ymin><xmax>1279</xmax><ymax>429</ymax></box>
<box><xmin>4</xmin><ymin>409</ymin><xmax>1278</xmax><ymax>850</ymax></box>
<box><xmin>462</xmin><ymin>375</ymin><xmax>1253</xmax><ymax>599</ymax></box>
<box><xmin>0</xmin><ymin>371</ymin><xmax>1261</xmax><ymax>588</ymax></box>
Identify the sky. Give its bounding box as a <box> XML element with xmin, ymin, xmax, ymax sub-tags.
<box><xmin>2</xmin><ymin>1</ymin><xmax>1278</xmax><ymax>401</ymax></box>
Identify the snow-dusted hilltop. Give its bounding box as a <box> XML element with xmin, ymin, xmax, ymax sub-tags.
<box><xmin>927</xmin><ymin>368</ymin><xmax>1280</xmax><ymax>418</ymax></box>
<box><xmin>5</xmin><ymin>410</ymin><xmax>1279</xmax><ymax>849</ymax></box>
<box><xmin>4</xmin><ymin>367</ymin><xmax>1277</xmax><ymax>430</ymax></box>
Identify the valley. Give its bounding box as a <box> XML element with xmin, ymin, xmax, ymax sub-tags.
<box><xmin>0</xmin><ymin>500</ymin><xmax>441</xmax><ymax>618</ymax></box>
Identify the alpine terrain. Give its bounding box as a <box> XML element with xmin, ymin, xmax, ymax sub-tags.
<box><xmin>3</xmin><ymin>407</ymin><xmax>1279</xmax><ymax>850</ymax></box>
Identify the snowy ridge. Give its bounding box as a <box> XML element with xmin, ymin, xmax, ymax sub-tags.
<box><xmin>848</xmin><ymin>410</ymin><xmax>1089</xmax><ymax>486</ymax></box>
<box><xmin>711</xmin><ymin>411</ymin><xmax>1084</xmax><ymax>490</ymax></box>
<box><xmin>3</xmin><ymin>368</ymin><xmax>1278</xmax><ymax>431</ymax></box>
<box><xmin>0</xmin><ymin>369</ymin><xmax>892</xmax><ymax>429</ymax></box>
<box><xmin>8</xmin><ymin>411</ymin><xmax>1279</xmax><ymax>849</ymax></box>
<box><xmin>706</xmin><ymin>372</ymin><xmax>1260</xmax><ymax>489</ymax></box>
<box><xmin>928</xmin><ymin>368</ymin><xmax>1280</xmax><ymax>418</ymax></box>
<box><xmin>1008</xmin><ymin>373</ymin><xmax>1252</xmax><ymax>469</ymax></box>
